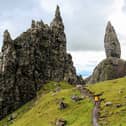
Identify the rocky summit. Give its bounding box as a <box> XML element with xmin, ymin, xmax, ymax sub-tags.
<box><xmin>0</xmin><ymin>6</ymin><xmax>83</xmax><ymax>119</ymax></box>
<box><xmin>87</xmin><ymin>21</ymin><xmax>126</xmax><ymax>84</ymax></box>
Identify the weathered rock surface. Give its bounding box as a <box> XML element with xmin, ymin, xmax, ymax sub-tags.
<box><xmin>104</xmin><ymin>21</ymin><xmax>121</xmax><ymax>58</ymax></box>
<box><xmin>0</xmin><ymin>6</ymin><xmax>84</xmax><ymax>119</ymax></box>
<box><xmin>71</xmin><ymin>94</ymin><xmax>83</xmax><ymax>102</ymax></box>
<box><xmin>86</xmin><ymin>22</ymin><xmax>126</xmax><ymax>84</ymax></box>
<box><xmin>87</xmin><ymin>57</ymin><xmax>126</xmax><ymax>84</ymax></box>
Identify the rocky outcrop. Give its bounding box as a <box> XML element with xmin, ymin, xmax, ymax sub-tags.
<box><xmin>87</xmin><ymin>21</ymin><xmax>126</xmax><ymax>84</ymax></box>
<box><xmin>87</xmin><ymin>57</ymin><xmax>126</xmax><ymax>84</ymax></box>
<box><xmin>104</xmin><ymin>21</ymin><xmax>121</xmax><ymax>58</ymax></box>
<box><xmin>0</xmin><ymin>6</ymin><xmax>84</xmax><ymax>119</ymax></box>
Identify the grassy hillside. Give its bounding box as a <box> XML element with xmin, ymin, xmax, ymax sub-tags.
<box><xmin>87</xmin><ymin>77</ymin><xmax>126</xmax><ymax>126</ymax></box>
<box><xmin>0</xmin><ymin>82</ymin><xmax>93</xmax><ymax>126</ymax></box>
<box><xmin>1</xmin><ymin>78</ymin><xmax>126</xmax><ymax>126</ymax></box>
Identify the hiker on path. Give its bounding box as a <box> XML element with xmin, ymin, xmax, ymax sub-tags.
<box><xmin>94</xmin><ymin>95</ymin><xmax>99</xmax><ymax>106</ymax></box>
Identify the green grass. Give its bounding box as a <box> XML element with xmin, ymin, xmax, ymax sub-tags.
<box><xmin>87</xmin><ymin>77</ymin><xmax>126</xmax><ymax>126</ymax></box>
<box><xmin>0</xmin><ymin>81</ymin><xmax>93</xmax><ymax>126</ymax></box>
<box><xmin>2</xmin><ymin>77</ymin><xmax>126</xmax><ymax>126</ymax></box>
<box><xmin>38</xmin><ymin>81</ymin><xmax>73</xmax><ymax>93</ymax></box>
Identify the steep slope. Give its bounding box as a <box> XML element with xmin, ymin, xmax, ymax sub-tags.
<box><xmin>0</xmin><ymin>82</ymin><xmax>93</xmax><ymax>126</ymax></box>
<box><xmin>88</xmin><ymin>77</ymin><xmax>126</xmax><ymax>126</ymax></box>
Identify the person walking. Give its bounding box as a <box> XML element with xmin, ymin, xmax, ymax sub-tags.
<box><xmin>94</xmin><ymin>95</ymin><xmax>99</xmax><ymax>106</ymax></box>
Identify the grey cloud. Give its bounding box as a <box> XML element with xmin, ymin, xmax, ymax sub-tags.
<box><xmin>62</xmin><ymin>0</ymin><xmax>112</xmax><ymax>51</ymax></box>
<box><xmin>122</xmin><ymin>0</ymin><xmax>126</xmax><ymax>12</ymax></box>
<box><xmin>0</xmin><ymin>0</ymin><xmax>115</xmax><ymax>51</ymax></box>
<box><xmin>0</xmin><ymin>0</ymin><xmax>35</xmax><ymax>11</ymax></box>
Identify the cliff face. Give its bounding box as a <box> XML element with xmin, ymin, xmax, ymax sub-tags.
<box><xmin>0</xmin><ymin>6</ymin><xmax>83</xmax><ymax>119</ymax></box>
<box><xmin>87</xmin><ymin>21</ymin><xmax>126</xmax><ymax>84</ymax></box>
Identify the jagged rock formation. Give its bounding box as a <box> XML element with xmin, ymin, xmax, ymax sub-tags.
<box><xmin>87</xmin><ymin>21</ymin><xmax>126</xmax><ymax>84</ymax></box>
<box><xmin>104</xmin><ymin>21</ymin><xmax>121</xmax><ymax>58</ymax></box>
<box><xmin>0</xmin><ymin>6</ymin><xmax>84</xmax><ymax>119</ymax></box>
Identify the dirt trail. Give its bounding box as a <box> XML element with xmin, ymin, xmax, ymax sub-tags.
<box><xmin>93</xmin><ymin>106</ymin><xmax>99</xmax><ymax>126</ymax></box>
<box><xmin>79</xmin><ymin>87</ymin><xmax>100</xmax><ymax>126</ymax></box>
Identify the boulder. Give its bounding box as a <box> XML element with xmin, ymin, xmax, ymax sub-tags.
<box><xmin>7</xmin><ymin>113</ymin><xmax>17</xmax><ymax>121</ymax></box>
<box><xmin>59</xmin><ymin>101</ymin><xmax>67</xmax><ymax>110</ymax></box>
<box><xmin>71</xmin><ymin>94</ymin><xmax>83</xmax><ymax>102</ymax></box>
<box><xmin>76</xmin><ymin>85</ymin><xmax>83</xmax><ymax>89</ymax></box>
<box><xmin>119</xmin><ymin>89</ymin><xmax>123</xmax><ymax>94</ymax></box>
<box><xmin>56</xmin><ymin>119</ymin><xmax>67</xmax><ymax>126</ymax></box>
<box><xmin>105</xmin><ymin>102</ymin><xmax>112</xmax><ymax>106</ymax></box>
<box><xmin>116</xmin><ymin>104</ymin><xmax>122</xmax><ymax>108</ymax></box>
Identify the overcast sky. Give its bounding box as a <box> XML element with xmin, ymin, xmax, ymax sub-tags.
<box><xmin>0</xmin><ymin>0</ymin><xmax>126</xmax><ymax>77</ymax></box>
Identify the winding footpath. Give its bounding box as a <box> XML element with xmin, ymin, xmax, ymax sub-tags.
<box><xmin>79</xmin><ymin>87</ymin><xmax>100</xmax><ymax>126</ymax></box>
<box><xmin>93</xmin><ymin>106</ymin><xmax>99</xmax><ymax>126</ymax></box>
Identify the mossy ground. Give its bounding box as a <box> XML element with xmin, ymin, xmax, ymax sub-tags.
<box><xmin>0</xmin><ymin>82</ymin><xmax>93</xmax><ymax>126</ymax></box>
<box><xmin>87</xmin><ymin>77</ymin><xmax>126</xmax><ymax>126</ymax></box>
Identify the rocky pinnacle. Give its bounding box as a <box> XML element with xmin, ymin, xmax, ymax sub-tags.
<box><xmin>50</xmin><ymin>5</ymin><xmax>64</xmax><ymax>30</ymax></box>
<box><xmin>3</xmin><ymin>30</ymin><xmax>12</xmax><ymax>42</ymax></box>
<box><xmin>104</xmin><ymin>21</ymin><xmax>121</xmax><ymax>58</ymax></box>
<box><xmin>86</xmin><ymin>21</ymin><xmax>126</xmax><ymax>84</ymax></box>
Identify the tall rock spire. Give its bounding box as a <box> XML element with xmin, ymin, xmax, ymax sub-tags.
<box><xmin>55</xmin><ymin>5</ymin><xmax>61</xmax><ymax>20</ymax></box>
<box><xmin>50</xmin><ymin>5</ymin><xmax>64</xmax><ymax>30</ymax></box>
<box><xmin>104</xmin><ymin>21</ymin><xmax>121</xmax><ymax>58</ymax></box>
<box><xmin>2</xmin><ymin>30</ymin><xmax>13</xmax><ymax>52</ymax></box>
<box><xmin>3</xmin><ymin>30</ymin><xmax>12</xmax><ymax>43</ymax></box>
<box><xmin>87</xmin><ymin>22</ymin><xmax>124</xmax><ymax>84</ymax></box>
